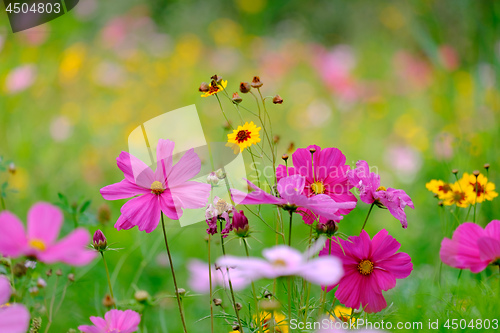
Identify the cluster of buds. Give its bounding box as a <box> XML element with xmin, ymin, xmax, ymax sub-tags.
<box><xmin>206</xmin><ymin>168</ymin><xmax>227</xmax><ymax>186</ymax></box>
<box><xmin>316</xmin><ymin>220</ymin><xmax>339</xmax><ymax>238</ymax></box>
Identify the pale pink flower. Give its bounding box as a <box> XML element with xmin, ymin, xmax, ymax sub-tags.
<box><xmin>0</xmin><ymin>203</ymin><xmax>97</xmax><ymax>266</ymax></box>
<box><xmin>217</xmin><ymin>238</ymin><xmax>344</xmax><ymax>286</ymax></box>
<box><xmin>0</xmin><ymin>275</ymin><xmax>30</xmax><ymax>333</ymax></box>
<box><xmin>78</xmin><ymin>309</ymin><xmax>141</xmax><ymax>333</ymax></box>
<box><xmin>4</xmin><ymin>65</ymin><xmax>36</xmax><ymax>94</ymax></box>
<box><xmin>100</xmin><ymin>139</ymin><xmax>211</xmax><ymax>232</ymax></box>
<box><xmin>187</xmin><ymin>259</ymin><xmax>249</xmax><ymax>293</ymax></box>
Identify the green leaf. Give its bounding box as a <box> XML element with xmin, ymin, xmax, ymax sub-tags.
<box><xmin>79</xmin><ymin>200</ymin><xmax>92</xmax><ymax>214</ymax></box>
<box><xmin>57</xmin><ymin>192</ymin><xmax>69</xmax><ymax>207</ymax></box>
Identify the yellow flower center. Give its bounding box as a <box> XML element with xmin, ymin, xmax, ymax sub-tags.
<box><xmin>311</xmin><ymin>181</ymin><xmax>325</xmax><ymax>194</ymax></box>
<box><xmin>376</xmin><ymin>186</ymin><xmax>387</xmax><ymax>192</ymax></box>
<box><xmin>272</xmin><ymin>259</ymin><xmax>287</xmax><ymax>268</ymax></box>
<box><xmin>151</xmin><ymin>181</ymin><xmax>164</xmax><ymax>194</ymax></box>
<box><xmin>215</xmin><ymin>198</ymin><xmax>230</xmax><ymax>213</ymax></box>
<box><xmin>29</xmin><ymin>239</ymin><xmax>46</xmax><ymax>251</ymax></box>
<box><xmin>357</xmin><ymin>259</ymin><xmax>374</xmax><ymax>275</ymax></box>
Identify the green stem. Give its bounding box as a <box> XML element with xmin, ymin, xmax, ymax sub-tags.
<box><xmin>44</xmin><ymin>275</ymin><xmax>59</xmax><ymax>333</ymax></box>
<box><xmin>288</xmin><ymin>212</ymin><xmax>293</xmax><ymax>246</ymax></box>
<box><xmin>0</xmin><ymin>196</ymin><xmax>5</xmax><ymax>211</ymax></box>
<box><xmin>161</xmin><ymin>213</ymin><xmax>189</xmax><ymax>333</ymax></box>
<box><xmin>244</xmin><ymin>239</ymin><xmax>262</xmax><ymax>333</ymax></box>
<box><xmin>287</xmin><ymin>277</ymin><xmax>292</xmax><ymax>329</ymax></box>
<box><xmin>319</xmin><ymin>240</ymin><xmax>332</xmax><ymax>314</ymax></box>
<box><xmin>219</xmin><ymin>219</ymin><xmax>243</xmax><ymax>332</ymax></box>
<box><xmin>361</xmin><ymin>203</ymin><xmax>375</xmax><ymax>232</ymax></box>
<box><xmin>100</xmin><ymin>251</ymin><xmax>116</xmax><ymax>309</ymax></box>
<box><xmin>473</xmin><ymin>179</ymin><xmax>478</xmax><ymax>223</ymax></box>
<box><xmin>208</xmin><ymin>235</ymin><xmax>214</xmax><ymax>333</ymax></box>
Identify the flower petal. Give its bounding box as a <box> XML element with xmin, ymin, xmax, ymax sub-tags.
<box><xmin>167</xmin><ymin>148</ymin><xmax>202</xmax><ymax>187</ymax></box>
<box><xmin>371</xmin><ymin>229</ymin><xmax>401</xmax><ymax>261</ymax></box>
<box><xmin>170</xmin><ymin>181</ymin><xmax>211</xmax><ymax>209</ymax></box>
<box><xmin>377</xmin><ymin>252</ymin><xmax>413</xmax><ymax>279</ymax></box>
<box><xmin>155</xmin><ymin>139</ymin><xmax>175</xmax><ymax>183</ymax></box>
<box><xmin>301</xmin><ymin>256</ymin><xmax>344</xmax><ymax>286</ymax></box>
<box><xmin>119</xmin><ymin>194</ymin><xmax>161</xmax><ymax>233</ymax></box>
<box><xmin>0</xmin><ymin>275</ymin><xmax>12</xmax><ymax>305</ymax></box>
<box><xmin>0</xmin><ymin>304</ymin><xmax>30</xmax><ymax>333</ymax></box>
<box><xmin>100</xmin><ymin>180</ymin><xmax>150</xmax><ymax>200</ymax></box>
<box><xmin>0</xmin><ymin>211</ymin><xmax>28</xmax><ymax>258</ymax></box>
<box><xmin>477</xmin><ymin>236</ymin><xmax>500</xmax><ymax>262</ymax></box>
<box><xmin>38</xmin><ymin>229</ymin><xmax>97</xmax><ymax>266</ymax></box>
<box><xmin>27</xmin><ymin>202</ymin><xmax>63</xmax><ymax>245</ymax></box>
<box><xmin>116</xmin><ymin>151</ymin><xmax>155</xmax><ymax>188</ymax></box>
<box><xmin>485</xmin><ymin>220</ymin><xmax>500</xmax><ymax>240</ymax></box>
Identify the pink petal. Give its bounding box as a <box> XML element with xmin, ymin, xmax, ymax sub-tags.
<box><xmin>0</xmin><ymin>211</ymin><xmax>28</xmax><ymax>257</ymax></box>
<box><xmin>440</xmin><ymin>238</ymin><xmax>464</xmax><ymax>269</ymax></box>
<box><xmin>116</xmin><ymin>151</ymin><xmax>154</xmax><ymax>188</ymax></box>
<box><xmin>159</xmin><ymin>190</ymin><xmax>182</xmax><ymax>221</ymax></box>
<box><xmin>77</xmin><ymin>325</ymin><xmax>102</xmax><ymax>333</ymax></box>
<box><xmin>100</xmin><ymin>180</ymin><xmax>150</xmax><ymax>200</ymax></box>
<box><xmin>314</xmin><ymin>146</ymin><xmax>347</xmax><ymax>180</ymax></box>
<box><xmin>335</xmin><ymin>270</ymin><xmax>362</xmax><ymax>308</ymax></box>
<box><xmin>120</xmin><ymin>194</ymin><xmax>161</xmax><ymax>233</ymax></box>
<box><xmin>360</xmin><ymin>282</ymin><xmax>387</xmax><ymax>313</ymax></box>
<box><xmin>167</xmin><ymin>148</ymin><xmax>202</xmax><ymax>187</ymax></box>
<box><xmin>301</xmin><ymin>256</ymin><xmax>344</xmax><ymax>286</ymax></box>
<box><xmin>27</xmin><ymin>202</ymin><xmax>62</xmax><ymax>245</ymax></box>
<box><xmin>0</xmin><ymin>276</ymin><xmax>12</xmax><ymax>305</ymax></box>
<box><xmin>377</xmin><ymin>252</ymin><xmax>413</xmax><ymax>279</ymax></box>
<box><xmin>105</xmin><ymin>309</ymin><xmax>141</xmax><ymax>332</ymax></box>
<box><xmin>89</xmin><ymin>316</ymin><xmax>108</xmax><ymax>330</ymax></box>
<box><xmin>371</xmin><ymin>229</ymin><xmax>401</xmax><ymax>261</ymax></box>
<box><xmin>170</xmin><ymin>181</ymin><xmax>211</xmax><ymax>209</ymax></box>
<box><xmin>155</xmin><ymin>139</ymin><xmax>175</xmax><ymax>182</ymax></box>
<box><xmin>0</xmin><ymin>304</ymin><xmax>30</xmax><ymax>333</ymax></box>
<box><xmin>114</xmin><ymin>214</ymin><xmax>136</xmax><ymax>231</ymax></box>
<box><xmin>477</xmin><ymin>237</ymin><xmax>500</xmax><ymax>262</ymax></box>
<box><xmin>485</xmin><ymin>220</ymin><xmax>500</xmax><ymax>240</ymax></box>
<box><xmin>231</xmin><ymin>179</ymin><xmax>284</xmax><ymax>206</ymax></box>
<box><xmin>38</xmin><ymin>229</ymin><xmax>97</xmax><ymax>266</ymax></box>
<box><xmin>277</xmin><ymin>175</ymin><xmax>306</xmax><ymax>200</ymax></box>
<box><xmin>372</xmin><ymin>269</ymin><xmax>396</xmax><ymax>291</ymax></box>
<box><xmin>343</xmin><ymin>231</ymin><xmax>371</xmax><ymax>261</ymax></box>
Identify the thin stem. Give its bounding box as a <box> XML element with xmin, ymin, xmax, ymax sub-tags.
<box><xmin>44</xmin><ymin>276</ymin><xmax>59</xmax><ymax>333</ymax></box>
<box><xmin>215</xmin><ymin>94</ymin><xmax>233</xmax><ymax>130</ymax></box>
<box><xmin>219</xmin><ymin>219</ymin><xmax>243</xmax><ymax>332</ymax></box>
<box><xmin>244</xmin><ymin>239</ymin><xmax>262</xmax><ymax>333</ymax></box>
<box><xmin>319</xmin><ymin>240</ymin><xmax>332</xmax><ymax>313</ymax></box>
<box><xmin>208</xmin><ymin>235</ymin><xmax>214</xmax><ymax>333</ymax></box>
<box><xmin>287</xmin><ymin>277</ymin><xmax>292</xmax><ymax>329</ymax></box>
<box><xmin>473</xmin><ymin>177</ymin><xmax>478</xmax><ymax>223</ymax></box>
<box><xmin>100</xmin><ymin>251</ymin><xmax>116</xmax><ymax>309</ymax></box>
<box><xmin>0</xmin><ymin>196</ymin><xmax>5</xmax><ymax>210</ymax></box>
<box><xmin>161</xmin><ymin>213</ymin><xmax>189</xmax><ymax>333</ymax></box>
<box><xmin>288</xmin><ymin>212</ymin><xmax>293</xmax><ymax>246</ymax></box>
<box><xmin>361</xmin><ymin>203</ymin><xmax>375</xmax><ymax>232</ymax></box>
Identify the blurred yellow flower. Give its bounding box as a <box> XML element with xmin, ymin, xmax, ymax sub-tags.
<box><xmin>330</xmin><ymin>305</ymin><xmax>356</xmax><ymax>324</ymax></box>
<box><xmin>254</xmin><ymin>311</ymin><xmax>288</xmax><ymax>333</ymax></box>
<box><xmin>442</xmin><ymin>180</ymin><xmax>472</xmax><ymax>208</ymax></box>
<box><xmin>227</xmin><ymin>121</ymin><xmax>261</xmax><ymax>153</ymax></box>
<box><xmin>426</xmin><ymin>180</ymin><xmax>453</xmax><ymax>199</ymax></box>
<box><xmin>201</xmin><ymin>80</ymin><xmax>227</xmax><ymax>97</ymax></box>
<box><xmin>461</xmin><ymin>172</ymin><xmax>498</xmax><ymax>203</ymax></box>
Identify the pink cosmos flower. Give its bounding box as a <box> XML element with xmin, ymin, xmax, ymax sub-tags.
<box><xmin>348</xmin><ymin>160</ymin><xmax>414</xmax><ymax>228</ymax></box>
<box><xmin>277</xmin><ymin>145</ymin><xmax>357</xmax><ymax>224</ymax></box>
<box><xmin>0</xmin><ymin>275</ymin><xmax>30</xmax><ymax>333</ymax></box>
<box><xmin>440</xmin><ymin>220</ymin><xmax>500</xmax><ymax>273</ymax></box>
<box><xmin>205</xmin><ymin>196</ymin><xmax>234</xmax><ymax>237</ymax></box>
<box><xmin>217</xmin><ymin>238</ymin><xmax>344</xmax><ymax>286</ymax></box>
<box><xmin>100</xmin><ymin>139</ymin><xmax>211</xmax><ymax>232</ymax></box>
<box><xmin>0</xmin><ymin>203</ymin><xmax>97</xmax><ymax>266</ymax></box>
<box><xmin>4</xmin><ymin>65</ymin><xmax>36</xmax><ymax>94</ymax></box>
<box><xmin>187</xmin><ymin>259</ymin><xmax>249</xmax><ymax>293</ymax></box>
<box><xmin>320</xmin><ymin>230</ymin><xmax>413</xmax><ymax>313</ymax></box>
<box><xmin>231</xmin><ymin>175</ymin><xmax>356</xmax><ymax>222</ymax></box>
<box><xmin>78</xmin><ymin>309</ymin><xmax>141</xmax><ymax>333</ymax></box>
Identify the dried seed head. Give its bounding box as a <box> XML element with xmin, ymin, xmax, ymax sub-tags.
<box><xmin>309</xmin><ymin>148</ymin><xmax>316</xmax><ymax>154</ymax></box>
<box><xmin>473</xmin><ymin>170</ymin><xmax>480</xmax><ymax>177</ymax></box>
<box><xmin>239</xmin><ymin>82</ymin><xmax>251</xmax><ymax>93</ymax></box>
<box><xmin>484</xmin><ymin>163</ymin><xmax>490</xmax><ymax>170</ymax></box>
<box><xmin>452</xmin><ymin>169</ymin><xmax>459</xmax><ymax>175</ymax></box>
<box><xmin>213</xmin><ymin>298</ymin><xmax>223</xmax><ymax>306</ymax></box>
<box><xmin>282</xmin><ymin>154</ymin><xmax>289</xmax><ymax>161</ymax></box>
<box><xmin>46</xmin><ymin>269</ymin><xmax>52</xmax><ymax>277</ymax></box>
<box><xmin>102</xmin><ymin>294</ymin><xmax>115</xmax><ymax>307</ymax></box>
<box><xmin>13</xmin><ymin>262</ymin><xmax>27</xmax><ymax>277</ymax></box>
<box><xmin>8</xmin><ymin>162</ymin><xmax>16</xmax><ymax>175</ymax></box>
<box><xmin>272</xmin><ymin>94</ymin><xmax>283</xmax><ymax>104</ymax></box>
<box><xmin>273</xmin><ymin>135</ymin><xmax>280</xmax><ymax>144</ymax></box>
<box><xmin>235</xmin><ymin>302</ymin><xmax>243</xmax><ymax>311</ymax></box>
<box><xmin>176</xmin><ymin>288</ymin><xmax>186</xmax><ymax>296</ymax></box>
<box><xmin>198</xmin><ymin>82</ymin><xmax>210</xmax><ymax>92</ymax></box>
<box><xmin>67</xmin><ymin>273</ymin><xmax>75</xmax><ymax>282</ymax></box>
<box><xmin>251</xmin><ymin>76</ymin><xmax>263</xmax><ymax>88</ymax></box>
<box><xmin>232</xmin><ymin>92</ymin><xmax>242</xmax><ymax>104</ymax></box>
<box><xmin>56</xmin><ymin>269</ymin><xmax>62</xmax><ymax>276</ymax></box>
<box><xmin>134</xmin><ymin>290</ymin><xmax>150</xmax><ymax>302</ymax></box>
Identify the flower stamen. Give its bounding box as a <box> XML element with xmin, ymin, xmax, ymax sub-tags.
<box><xmin>29</xmin><ymin>239</ymin><xmax>46</xmax><ymax>251</ymax></box>
<box><xmin>357</xmin><ymin>259</ymin><xmax>374</xmax><ymax>275</ymax></box>
<box><xmin>151</xmin><ymin>181</ymin><xmax>165</xmax><ymax>195</ymax></box>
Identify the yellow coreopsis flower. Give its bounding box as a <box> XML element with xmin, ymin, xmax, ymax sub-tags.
<box><xmin>425</xmin><ymin>179</ymin><xmax>453</xmax><ymax>199</ymax></box>
<box><xmin>254</xmin><ymin>311</ymin><xmax>289</xmax><ymax>333</ymax></box>
<box><xmin>201</xmin><ymin>79</ymin><xmax>227</xmax><ymax>97</ymax></box>
<box><xmin>442</xmin><ymin>179</ymin><xmax>472</xmax><ymax>208</ymax></box>
<box><xmin>461</xmin><ymin>172</ymin><xmax>498</xmax><ymax>203</ymax></box>
<box><xmin>227</xmin><ymin>121</ymin><xmax>261</xmax><ymax>153</ymax></box>
<box><xmin>330</xmin><ymin>305</ymin><xmax>356</xmax><ymax>324</ymax></box>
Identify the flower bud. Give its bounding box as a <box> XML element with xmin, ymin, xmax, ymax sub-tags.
<box><xmin>68</xmin><ymin>273</ymin><xmax>75</xmax><ymax>282</ymax></box>
<box><xmin>239</xmin><ymin>82</ymin><xmax>251</xmax><ymax>93</ymax></box>
<box><xmin>56</xmin><ymin>269</ymin><xmax>62</xmax><ymax>276</ymax></box>
<box><xmin>452</xmin><ymin>169</ymin><xmax>459</xmax><ymax>175</ymax></box>
<box><xmin>198</xmin><ymin>82</ymin><xmax>210</xmax><ymax>92</ymax></box>
<box><xmin>282</xmin><ymin>154</ymin><xmax>289</xmax><ymax>161</ymax></box>
<box><xmin>473</xmin><ymin>170</ymin><xmax>480</xmax><ymax>177</ymax></box>
<box><xmin>46</xmin><ymin>269</ymin><xmax>52</xmax><ymax>277</ymax></box>
<box><xmin>134</xmin><ymin>290</ymin><xmax>150</xmax><ymax>302</ymax></box>
<box><xmin>211</xmin><ymin>74</ymin><xmax>223</xmax><ymax>84</ymax></box>
<box><xmin>213</xmin><ymin>298</ymin><xmax>223</xmax><ymax>306</ymax></box>
<box><xmin>13</xmin><ymin>262</ymin><xmax>27</xmax><ymax>277</ymax></box>
<box><xmin>272</xmin><ymin>95</ymin><xmax>283</xmax><ymax>104</ymax></box>
<box><xmin>29</xmin><ymin>286</ymin><xmax>39</xmax><ymax>296</ymax></box>
<box><xmin>207</xmin><ymin>172</ymin><xmax>219</xmax><ymax>185</ymax></box>
<box><xmin>484</xmin><ymin>163</ymin><xmax>490</xmax><ymax>170</ymax></box>
<box><xmin>8</xmin><ymin>162</ymin><xmax>16</xmax><ymax>175</ymax></box>
<box><xmin>37</xmin><ymin>278</ymin><xmax>47</xmax><ymax>288</ymax></box>
<box><xmin>232</xmin><ymin>92</ymin><xmax>242</xmax><ymax>104</ymax></box>
<box><xmin>176</xmin><ymin>288</ymin><xmax>186</xmax><ymax>296</ymax></box>
<box><xmin>235</xmin><ymin>302</ymin><xmax>243</xmax><ymax>311</ymax></box>
<box><xmin>273</xmin><ymin>135</ymin><xmax>280</xmax><ymax>144</ymax></box>
<box><xmin>216</xmin><ymin>168</ymin><xmax>226</xmax><ymax>179</ymax></box>
<box><xmin>102</xmin><ymin>294</ymin><xmax>115</xmax><ymax>307</ymax></box>
<box><xmin>97</xmin><ymin>204</ymin><xmax>111</xmax><ymax>225</ymax></box>
<box><xmin>251</xmin><ymin>76</ymin><xmax>263</xmax><ymax>88</ymax></box>
<box><xmin>232</xmin><ymin>210</ymin><xmax>250</xmax><ymax>237</ymax></box>
<box><xmin>309</xmin><ymin>147</ymin><xmax>316</xmax><ymax>154</ymax></box>
<box><xmin>93</xmin><ymin>229</ymin><xmax>107</xmax><ymax>251</ymax></box>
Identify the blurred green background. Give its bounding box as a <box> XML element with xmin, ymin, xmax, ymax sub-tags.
<box><xmin>1</xmin><ymin>0</ymin><xmax>499</xmax><ymax>332</ymax></box>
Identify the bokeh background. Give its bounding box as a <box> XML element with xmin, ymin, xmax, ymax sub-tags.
<box><xmin>1</xmin><ymin>0</ymin><xmax>499</xmax><ymax>331</ymax></box>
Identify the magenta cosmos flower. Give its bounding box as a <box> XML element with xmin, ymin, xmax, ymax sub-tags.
<box><xmin>348</xmin><ymin>160</ymin><xmax>414</xmax><ymax>228</ymax></box>
<box><xmin>0</xmin><ymin>203</ymin><xmax>96</xmax><ymax>265</ymax></box>
<box><xmin>217</xmin><ymin>238</ymin><xmax>344</xmax><ymax>286</ymax></box>
<box><xmin>187</xmin><ymin>259</ymin><xmax>249</xmax><ymax>293</ymax></box>
<box><xmin>231</xmin><ymin>175</ymin><xmax>356</xmax><ymax>222</ymax></box>
<box><xmin>440</xmin><ymin>220</ymin><xmax>500</xmax><ymax>273</ymax></box>
<box><xmin>100</xmin><ymin>139</ymin><xmax>211</xmax><ymax>232</ymax></box>
<box><xmin>0</xmin><ymin>275</ymin><xmax>30</xmax><ymax>333</ymax></box>
<box><xmin>277</xmin><ymin>145</ymin><xmax>357</xmax><ymax>223</ymax></box>
<box><xmin>320</xmin><ymin>230</ymin><xmax>412</xmax><ymax>313</ymax></box>
<box><xmin>78</xmin><ymin>309</ymin><xmax>141</xmax><ymax>333</ymax></box>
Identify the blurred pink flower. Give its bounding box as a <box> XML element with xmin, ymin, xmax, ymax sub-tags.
<box><xmin>440</xmin><ymin>220</ymin><xmax>500</xmax><ymax>273</ymax></box>
<box><xmin>217</xmin><ymin>238</ymin><xmax>344</xmax><ymax>286</ymax></box>
<box><xmin>187</xmin><ymin>259</ymin><xmax>249</xmax><ymax>293</ymax></box>
<box><xmin>434</xmin><ymin>132</ymin><xmax>454</xmax><ymax>161</ymax></box>
<box><xmin>277</xmin><ymin>144</ymin><xmax>357</xmax><ymax>223</ymax></box>
<box><xmin>348</xmin><ymin>160</ymin><xmax>414</xmax><ymax>228</ymax></box>
<box><xmin>100</xmin><ymin>139</ymin><xmax>211</xmax><ymax>232</ymax></box>
<box><xmin>0</xmin><ymin>203</ymin><xmax>96</xmax><ymax>266</ymax></box>
<box><xmin>394</xmin><ymin>51</ymin><xmax>432</xmax><ymax>91</ymax></box>
<box><xmin>0</xmin><ymin>275</ymin><xmax>30</xmax><ymax>333</ymax></box>
<box><xmin>231</xmin><ymin>175</ymin><xmax>356</xmax><ymax>222</ymax></box>
<box><xmin>320</xmin><ymin>230</ymin><xmax>413</xmax><ymax>313</ymax></box>
<box><xmin>438</xmin><ymin>45</ymin><xmax>459</xmax><ymax>71</ymax></box>
<box><xmin>4</xmin><ymin>65</ymin><xmax>36</xmax><ymax>94</ymax></box>
<box><xmin>384</xmin><ymin>145</ymin><xmax>422</xmax><ymax>183</ymax></box>
<box><xmin>78</xmin><ymin>309</ymin><xmax>141</xmax><ymax>333</ymax></box>
<box><xmin>311</xmin><ymin>44</ymin><xmax>362</xmax><ymax>103</ymax></box>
